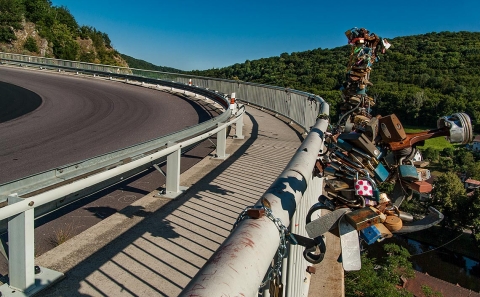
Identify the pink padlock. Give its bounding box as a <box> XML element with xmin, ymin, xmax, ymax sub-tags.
<box><xmin>355</xmin><ymin>180</ymin><xmax>373</xmax><ymax>196</ymax></box>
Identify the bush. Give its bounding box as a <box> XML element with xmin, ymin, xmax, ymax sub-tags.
<box><xmin>24</xmin><ymin>36</ymin><xmax>38</xmax><ymax>53</ymax></box>
<box><xmin>0</xmin><ymin>27</ymin><xmax>16</xmax><ymax>43</ymax></box>
<box><xmin>422</xmin><ymin>147</ymin><xmax>440</xmax><ymax>162</ymax></box>
<box><xmin>442</xmin><ymin>147</ymin><xmax>455</xmax><ymax>157</ymax></box>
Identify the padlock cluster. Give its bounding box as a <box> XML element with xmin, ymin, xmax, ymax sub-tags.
<box><xmin>339</xmin><ymin>27</ymin><xmax>391</xmax><ymax>133</ymax></box>
<box><xmin>300</xmin><ymin>28</ymin><xmax>473</xmax><ymax>271</ymax></box>
<box><xmin>312</xmin><ymin>28</ymin><xmax>473</xmax><ymax>246</ymax></box>
<box><xmin>316</xmin><ymin>116</ymin><xmax>434</xmax><ymax>244</ymax></box>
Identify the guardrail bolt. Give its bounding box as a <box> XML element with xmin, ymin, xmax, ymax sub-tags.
<box><xmin>28</xmin><ymin>201</ymin><xmax>34</xmax><ymax>207</ymax></box>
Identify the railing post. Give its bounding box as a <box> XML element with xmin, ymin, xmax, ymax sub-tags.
<box><xmin>214</xmin><ymin>123</ymin><xmax>230</xmax><ymax>159</ymax></box>
<box><xmin>235</xmin><ymin>112</ymin><xmax>245</xmax><ymax>139</ymax></box>
<box><xmin>164</xmin><ymin>141</ymin><xmax>187</xmax><ymax>199</ymax></box>
<box><xmin>8</xmin><ymin>195</ymin><xmax>34</xmax><ymax>292</ymax></box>
<box><xmin>0</xmin><ymin>195</ymin><xmax>63</xmax><ymax>296</ymax></box>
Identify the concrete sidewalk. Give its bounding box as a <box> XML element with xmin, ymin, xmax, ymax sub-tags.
<box><xmin>35</xmin><ymin>106</ymin><xmax>342</xmax><ymax>297</ymax></box>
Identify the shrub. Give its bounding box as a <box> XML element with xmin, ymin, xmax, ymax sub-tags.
<box><xmin>24</xmin><ymin>36</ymin><xmax>38</xmax><ymax>53</ymax></box>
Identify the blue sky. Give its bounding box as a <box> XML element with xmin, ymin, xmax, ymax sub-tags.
<box><xmin>51</xmin><ymin>0</ymin><xmax>480</xmax><ymax>71</ymax></box>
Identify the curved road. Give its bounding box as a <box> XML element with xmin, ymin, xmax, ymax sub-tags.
<box><xmin>0</xmin><ymin>66</ymin><xmax>213</xmax><ymax>184</ymax></box>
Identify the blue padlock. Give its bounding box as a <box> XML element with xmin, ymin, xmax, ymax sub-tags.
<box><xmin>374</xmin><ymin>162</ymin><xmax>390</xmax><ymax>183</ymax></box>
<box><xmin>360</xmin><ymin>225</ymin><xmax>382</xmax><ymax>245</ymax></box>
<box><xmin>399</xmin><ymin>165</ymin><xmax>420</xmax><ymax>182</ymax></box>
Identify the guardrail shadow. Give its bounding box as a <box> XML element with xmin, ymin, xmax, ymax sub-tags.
<box><xmin>40</xmin><ymin>111</ymin><xmax>263</xmax><ymax>296</ymax></box>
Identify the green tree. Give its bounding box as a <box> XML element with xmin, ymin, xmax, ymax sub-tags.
<box><xmin>439</xmin><ymin>157</ymin><xmax>454</xmax><ymax>169</ymax></box>
<box><xmin>442</xmin><ymin>147</ymin><xmax>455</xmax><ymax>158</ymax></box>
<box><xmin>421</xmin><ymin>285</ymin><xmax>443</xmax><ymax>297</ymax></box>
<box><xmin>0</xmin><ymin>0</ymin><xmax>24</xmax><ymax>42</ymax></box>
<box><xmin>24</xmin><ymin>0</ymin><xmax>52</xmax><ymax>23</ymax></box>
<box><xmin>24</xmin><ymin>36</ymin><xmax>38</xmax><ymax>53</ymax></box>
<box><xmin>463</xmin><ymin>190</ymin><xmax>480</xmax><ymax>247</ymax></box>
<box><xmin>422</xmin><ymin>147</ymin><xmax>439</xmax><ymax>162</ymax></box>
<box><xmin>345</xmin><ymin>244</ymin><xmax>413</xmax><ymax>297</ymax></box>
<box><xmin>53</xmin><ymin>6</ymin><xmax>78</xmax><ymax>35</ymax></box>
<box><xmin>429</xmin><ymin>171</ymin><xmax>467</xmax><ymax>229</ymax></box>
<box><xmin>51</xmin><ymin>23</ymin><xmax>78</xmax><ymax>60</ymax></box>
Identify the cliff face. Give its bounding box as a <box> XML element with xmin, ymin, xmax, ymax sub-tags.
<box><xmin>1</xmin><ymin>21</ymin><xmax>49</xmax><ymax>56</ymax></box>
<box><xmin>0</xmin><ymin>20</ymin><xmax>128</xmax><ymax>67</ymax></box>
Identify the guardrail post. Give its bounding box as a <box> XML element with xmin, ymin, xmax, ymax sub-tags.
<box><xmin>235</xmin><ymin>112</ymin><xmax>245</xmax><ymax>139</ymax></box>
<box><xmin>0</xmin><ymin>195</ymin><xmax>64</xmax><ymax>296</ymax></box>
<box><xmin>214</xmin><ymin>123</ymin><xmax>230</xmax><ymax>159</ymax></box>
<box><xmin>164</xmin><ymin>142</ymin><xmax>188</xmax><ymax>199</ymax></box>
<box><xmin>7</xmin><ymin>195</ymin><xmax>34</xmax><ymax>292</ymax></box>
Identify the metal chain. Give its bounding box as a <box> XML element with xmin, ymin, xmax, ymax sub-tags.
<box><xmin>232</xmin><ymin>204</ymin><xmax>289</xmax><ymax>288</ymax></box>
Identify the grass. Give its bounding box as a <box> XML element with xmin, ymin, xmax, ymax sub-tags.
<box><xmin>49</xmin><ymin>223</ymin><xmax>76</xmax><ymax>246</ymax></box>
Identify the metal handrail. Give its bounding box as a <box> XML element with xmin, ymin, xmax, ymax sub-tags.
<box><xmin>0</xmin><ymin>112</ymin><xmax>244</xmax><ymax>222</ymax></box>
<box><xmin>0</xmin><ymin>52</ymin><xmax>328</xmax><ymax>297</ymax></box>
<box><xmin>0</xmin><ymin>63</ymin><xmax>230</xmax><ymax>199</ymax></box>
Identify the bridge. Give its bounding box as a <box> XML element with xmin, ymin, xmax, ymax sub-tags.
<box><xmin>0</xmin><ymin>53</ymin><xmax>339</xmax><ymax>297</ymax></box>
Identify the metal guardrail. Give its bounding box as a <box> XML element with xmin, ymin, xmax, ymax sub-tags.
<box><xmin>0</xmin><ymin>52</ymin><xmax>329</xmax><ymax>297</ymax></box>
<box><xmin>0</xmin><ymin>52</ymin><xmax>321</xmax><ymax>131</ymax></box>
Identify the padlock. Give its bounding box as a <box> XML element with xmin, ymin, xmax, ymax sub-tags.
<box><xmin>269</xmin><ymin>274</ymin><xmax>284</xmax><ymax>297</ymax></box>
<box><xmin>314</xmin><ymin>159</ymin><xmax>326</xmax><ymax>176</ymax></box>
<box><xmin>364</xmin><ymin>198</ymin><xmax>378</xmax><ymax>207</ymax></box>
<box><xmin>355</xmin><ymin>179</ymin><xmax>373</xmax><ymax>196</ymax></box>
<box><xmin>417</xmin><ymin>168</ymin><xmax>431</xmax><ymax>181</ymax></box>
<box><xmin>364</xmin><ymin>116</ymin><xmax>380</xmax><ymax>142</ymax></box>
<box><xmin>326</xmin><ymin>179</ymin><xmax>352</xmax><ymax>191</ymax></box>
<box><xmin>338</xmin><ymin>133</ymin><xmax>381</xmax><ymax>158</ymax></box>
<box><xmin>334</xmin><ymin>151</ymin><xmax>364</xmax><ymax>169</ymax></box>
<box><xmin>406</xmin><ymin>180</ymin><xmax>433</xmax><ymax>193</ymax></box>
<box><xmin>378</xmin><ymin>114</ymin><xmax>406</xmax><ymax>143</ymax></box>
<box><xmin>378</xmin><ymin>193</ymin><xmax>390</xmax><ymax>204</ymax></box>
<box><xmin>324</xmin><ymin>165</ymin><xmax>355</xmax><ymax>180</ymax></box>
<box><xmin>336</xmin><ymin>138</ymin><xmax>353</xmax><ymax>152</ymax></box>
<box><xmin>360</xmin><ymin>225</ymin><xmax>382</xmax><ymax>245</ymax></box>
<box><xmin>374</xmin><ymin>223</ymin><xmax>393</xmax><ymax>239</ymax></box>
<box><xmin>354</xmin><ymin>114</ymin><xmax>370</xmax><ymax>125</ymax></box>
<box><xmin>371</xmin><ymin>162</ymin><xmax>389</xmax><ymax>184</ymax></box>
<box><xmin>345</xmin><ymin>207</ymin><xmax>383</xmax><ymax>231</ymax></box>
<box><xmin>383</xmin><ymin>215</ymin><xmax>403</xmax><ymax>231</ymax></box>
<box><xmin>398</xmin><ymin>165</ymin><xmax>420</xmax><ymax>182</ymax></box>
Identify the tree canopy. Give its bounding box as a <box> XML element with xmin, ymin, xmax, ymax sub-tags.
<box><xmin>0</xmin><ymin>0</ymin><xmax>122</xmax><ymax>65</ymax></box>
<box><xmin>190</xmin><ymin>31</ymin><xmax>480</xmax><ymax>131</ymax></box>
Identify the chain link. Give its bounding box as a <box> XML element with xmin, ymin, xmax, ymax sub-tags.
<box><xmin>232</xmin><ymin>204</ymin><xmax>289</xmax><ymax>288</ymax></box>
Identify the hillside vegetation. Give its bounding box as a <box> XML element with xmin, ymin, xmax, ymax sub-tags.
<box><xmin>120</xmin><ymin>54</ymin><xmax>183</xmax><ymax>73</ymax></box>
<box><xmin>0</xmin><ymin>0</ymin><xmax>126</xmax><ymax>66</ymax></box>
<box><xmin>190</xmin><ymin>31</ymin><xmax>480</xmax><ymax>130</ymax></box>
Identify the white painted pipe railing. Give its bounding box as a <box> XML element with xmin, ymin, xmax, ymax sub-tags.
<box><xmin>180</xmin><ymin>103</ymin><xmax>329</xmax><ymax>297</ymax></box>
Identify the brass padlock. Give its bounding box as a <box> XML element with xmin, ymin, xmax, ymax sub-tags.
<box><xmin>269</xmin><ymin>274</ymin><xmax>283</xmax><ymax>297</ymax></box>
<box><xmin>344</xmin><ymin>206</ymin><xmax>383</xmax><ymax>231</ymax></box>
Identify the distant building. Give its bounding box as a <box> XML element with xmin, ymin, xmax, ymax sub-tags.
<box><xmin>405</xmin><ymin>271</ymin><xmax>480</xmax><ymax>297</ymax></box>
<box><xmin>465</xmin><ymin>178</ymin><xmax>480</xmax><ymax>196</ymax></box>
<box><xmin>413</xmin><ymin>150</ymin><xmax>423</xmax><ymax>162</ymax></box>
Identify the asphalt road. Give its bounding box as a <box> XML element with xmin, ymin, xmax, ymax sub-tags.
<box><xmin>0</xmin><ymin>66</ymin><xmax>213</xmax><ymax>184</ymax></box>
<box><xmin>0</xmin><ymin>65</ymin><xmax>221</xmax><ymax>276</ymax></box>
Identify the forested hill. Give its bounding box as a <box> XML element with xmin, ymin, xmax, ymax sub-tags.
<box><xmin>120</xmin><ymin>54</ymin><xmax>183</xmax><ymax>73</ymax></box>
<box><xmin>189</xmin><ymin>31</ymin><xmax>480</xmax><ymax>130</ymax></box>
<box><xmin>0</xmin><ymin>0</ymin><xmax>126</xmax><ymax>66</ymax></box>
